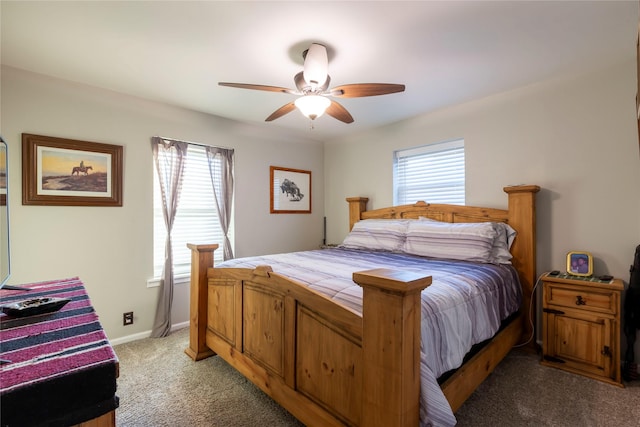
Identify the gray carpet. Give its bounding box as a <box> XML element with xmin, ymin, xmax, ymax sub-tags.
<box><xmin>113</xmin><ymin>327</ymin><xmax>640</xmax><ymax>426</ymax></box>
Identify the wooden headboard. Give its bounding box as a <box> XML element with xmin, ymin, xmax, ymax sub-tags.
<box><xmin>346</xmin><ymin>184</ymin><xmax>540</xmax><ymax>345</ymax></box>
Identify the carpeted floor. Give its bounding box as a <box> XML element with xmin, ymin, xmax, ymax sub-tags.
<box><xmin>113</xmin><ymin>327</ymin><xmax>302</xmax><ymax>427</ymax></box>
<box><xmin>113</xmin><ymin>327</ymin><xmax>640</xmax><ymax>426</ymax></box>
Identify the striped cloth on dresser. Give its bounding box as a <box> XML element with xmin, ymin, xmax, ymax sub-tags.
<box><xmin>0</xmin><ymin>277</ymin><xmax>118</xmax><ymax>394</ymax></box>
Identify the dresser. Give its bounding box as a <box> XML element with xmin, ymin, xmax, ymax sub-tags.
<box><xmin>540</xmin><ymin>272</ymin><xmax>624</xmax><ymax>387</ymax></box>
<box><xmin>0</xmin><ymin>277</ymin><xmax>119</xmax><ymax>426</ymax></box>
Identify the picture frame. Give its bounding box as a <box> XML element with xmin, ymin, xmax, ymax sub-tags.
<box><xmin>270</xmin><ymin>166</ymin><xmax>311</xmax><ymax>214</ymax></box>
<box><xmin>566</xmin><ymin>251</ymin><xmax>593</xmax><ymax>277</ymax></box>
<box><xmin>22</xmin><ymin>134</ymin><xmax>123</xmax><ymax>207</ymax></box>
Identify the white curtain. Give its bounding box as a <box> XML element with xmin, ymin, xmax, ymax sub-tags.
<box><xmin>151</xmin><ymin>137</ymin><xmax>188</xmax><ymax>337</ymax></box>
<box><xmin>205</xmin><ymin>146</ymin><xmax>235</xmax><ymax>260</ymax></box>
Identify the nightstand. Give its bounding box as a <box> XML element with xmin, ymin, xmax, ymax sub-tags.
<box><xmin>540</xmin><ymin>272</ymin><xmax>624</xmax><ymax>387</ymax></box>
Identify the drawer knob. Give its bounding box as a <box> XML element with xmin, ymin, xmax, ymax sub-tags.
<box><xmin>575</xmin><ymin>295</ymin><xmax>586</xmax><ymax>305</ymax></box>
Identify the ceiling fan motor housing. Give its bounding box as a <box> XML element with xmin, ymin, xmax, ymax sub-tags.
<box><xmin>302</xmin><ymin>43</ymin><xmax>329</xmax><ymax>88</ymax></box>
<box><xmin>295</xmin><ymin>71</ymin><xmax>331</xmax><ymax>94</ymax></box>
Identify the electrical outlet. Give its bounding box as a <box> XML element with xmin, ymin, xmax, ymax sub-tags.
<box><xmin>123</xmin><ymin>311</ymin><xmax>134</xmax><ymax>326</ymax></box>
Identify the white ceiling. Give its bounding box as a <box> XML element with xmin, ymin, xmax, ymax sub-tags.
<box><xmin>1</xmin><ymin>1</ymin><xmax>638</xmax><ymax>141</ymax></box>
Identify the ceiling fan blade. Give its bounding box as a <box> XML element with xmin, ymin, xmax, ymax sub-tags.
<box><xmin>325</xmin><ymin>100</ymin><xmax>354</xmax><ymax>124</ymax></box>
<box><xmin>219</xmin><ymin>82</ymin><xmax>296</xmax><ymax>94</ymax></box>
<box><xmin>329</xmin><ymin>83</ymin><xmax>405</xmax><ymax>98</ymax></box>
<box><xmin>303</xmin><ymin>43</ymin><xmax>328</xmax><ymax>88</ymax></box>
<box><xmin>265</xmin><ymin>102</ymin><xmax>297</xmax><ymax>122</ymax></box>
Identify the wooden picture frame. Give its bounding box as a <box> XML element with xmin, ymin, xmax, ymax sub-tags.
<box><xmin>566</xmin><ymin>251</ymin><xmax>593</xmax><ymax>277</ymax></box>
<box><xmin>270</xmin><ymin>166</ymin><xmax>311</xmax><ymax>214</ymax></box>
<box><xmin>22</xmin><ymin>134</ymin><xmax>123</xmax><ymax>207</ymax></box>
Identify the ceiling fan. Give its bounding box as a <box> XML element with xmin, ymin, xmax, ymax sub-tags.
<box><xmin>219</xmin><ymin>43</ymin><xmax>405</xmax><ymax>124</ymax></box>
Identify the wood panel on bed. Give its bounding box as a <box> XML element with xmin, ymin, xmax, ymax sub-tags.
<box><xmin>186</xmin><ymin>184</ymin><xmax>540</xmax><ymax>426</ymax></box>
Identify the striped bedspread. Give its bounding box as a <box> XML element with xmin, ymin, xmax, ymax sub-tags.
<box><xmin>0</xmin><ymin>277</ymin><xmax>118</xmax><ymax>426</ymax></box>
<box><xmin>218</xmin><ymin>248</ymin><xmax>522</xmax><ymax>427</ymax></box>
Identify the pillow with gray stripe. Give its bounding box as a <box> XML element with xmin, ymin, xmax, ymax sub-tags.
<box><xmin>404</xmin><ymin>220</ymin><xmax>498</xmax><ymax>262</ymax></box>
<box><xmin>340</xmin><ymin>219</ymin><xmax>409</xmax><ymax>252</ymax></box>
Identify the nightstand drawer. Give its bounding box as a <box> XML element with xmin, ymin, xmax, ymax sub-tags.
<box><xmin>545</xmin><ymin>285</ymin><xmax>618</xmax><ymax>314</ymax></box>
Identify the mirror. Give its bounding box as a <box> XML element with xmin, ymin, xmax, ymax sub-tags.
<box><xmin>0</xmin><ymin>136</ymin><xmax>10</xmax><ymax>287</ymax></box>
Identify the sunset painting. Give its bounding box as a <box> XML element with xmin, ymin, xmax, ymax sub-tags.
<box><xmin>37</xmin><ymin>146</ymin><xmax>112</xmax><ymax>197</ymax></box>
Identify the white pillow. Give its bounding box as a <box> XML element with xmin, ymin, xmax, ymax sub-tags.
<box><xmin>416</xmin><ymin>217</ymin><xmax>516</xmax><ymax>264</ymax></box>
<box><xmin>489</xmin><ymin>222</ymin><xmax>517</xmax><ymax>264</ymax></box>
<box><xmin>340</xmin><ymin>219</ymin><xmax>409</xmax><ymax>252</ymax></box>
<box><xmin>403</xmin><ymin>220</ymin><xmax>499</xmax><ymax>263</ymax></box>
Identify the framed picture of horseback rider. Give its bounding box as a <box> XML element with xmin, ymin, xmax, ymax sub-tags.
<box><xmin>22</xmin><ymin>133</ymin><xmax>123</xmax><ymax>206</ymax></box>
<box><xmin>270</xmin><ymin>166</ymin><xmax>311</xmax><ymax>214</ymax></box>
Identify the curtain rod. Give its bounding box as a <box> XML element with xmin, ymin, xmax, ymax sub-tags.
<box><xmin>154</xmin><ymin>135</ymin><xmax>234</xmax><ymax>151</ymax></box>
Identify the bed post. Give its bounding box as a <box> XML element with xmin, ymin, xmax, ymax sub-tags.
<box><xmin>353</xmin><ymin>268</ymin><xmax>432</xmax><ymax>427</ymax></box>
<box><xmin>185</xmin><ymin>243</ymin><xmax>218</xmax><ymax>361</ymax></box>
<box><xmin>503</xmin><ymin>185</ymin><xmax>540</xmax><ymax>348</ymax></box>
<box><xmin>346</xmin><ymin>197</ymin><xmax>369</xmax><ymax>230</ymax></box>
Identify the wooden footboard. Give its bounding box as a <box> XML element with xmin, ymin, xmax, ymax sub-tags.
<box><xmin>186</xmin><ymin>185</ymin><xmax>539</xmax><ymax>426</ymax></box>
<box><xmin>185</xmin><ymin>252</ymin><xmax>431</xmax><ymax>426</ymax></box>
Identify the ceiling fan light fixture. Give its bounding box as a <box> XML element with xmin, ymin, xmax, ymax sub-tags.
<box><xmin>295</xmin><ymin>95</ymin><xmax>331</xmax><ymax>120</ymax></box>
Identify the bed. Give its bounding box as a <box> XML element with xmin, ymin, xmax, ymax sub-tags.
<box><xmin>185</xmin><ymin>184</ymin><xmax>540</xmax><ymax>426</ymax></box>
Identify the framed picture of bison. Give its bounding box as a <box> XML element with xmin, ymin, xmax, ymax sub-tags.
<box><xmin>270</xmin><ymin>166</ymin><xmax>311</xmax><ymax>214</ymax></box>
<box><xmin>22</xmin><ymin>134</ymin><xmax>123</xmax><ymax>206</ymax></box>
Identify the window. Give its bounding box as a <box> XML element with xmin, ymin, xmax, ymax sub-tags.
<box><xmin>153</xmin><ymin>144</ymin><xmax>231</xmax><ymax>279</ymax></box>
<box><xmin>393</xmin><ymin>139</ymin><xmax>465</xmax><ymax>205</ymax></box>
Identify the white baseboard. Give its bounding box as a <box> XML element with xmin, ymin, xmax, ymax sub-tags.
<box><xmin>109</xmin><ymin>321</ymin><xmax>189</xmax><ymax>346</ymax></box>
<box><xmin>170</xmin><ymin>321</ymin><xmax>189</xmax><ymax>334</ymax></box>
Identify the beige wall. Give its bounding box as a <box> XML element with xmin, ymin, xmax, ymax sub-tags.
<box><xmin>324</xmin><ymin>59</ymin><xmax>640</xmax><ymax>356</ymax></box>
<box><xmin>3</xmin><ymin>57</ymin><xmax>640</xmax><ymax>359</ymax></box>
<box><xmin>1</xmin><ymin>66</ymin><xmax>325</xmax><ymax>341</ymax></box>
<box><xmin>325</xmin><ymin>59</ymin><xmax>640</xmax><ymax>280</ymax></box>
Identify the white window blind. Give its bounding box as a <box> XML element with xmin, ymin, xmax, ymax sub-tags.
<box><xmin>153</xmin><ymin>144</ymin><xmax>227</xmax><ymax>278</ymax></box>
<box><xmin>393</xmin><ymin>139</ymin><xmax>465</xmax><ymax>205</ymax></box>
